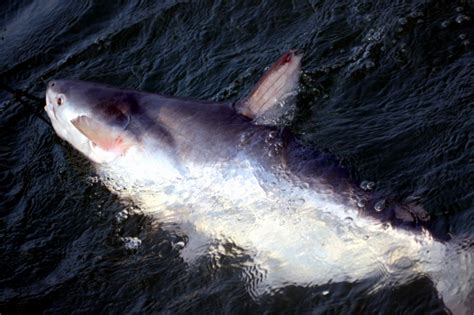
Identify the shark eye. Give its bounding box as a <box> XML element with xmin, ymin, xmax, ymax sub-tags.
<box><xmin>56</xmin><ymin>96</ymin><xmax>63</xmax><ymax>106</ymax></box>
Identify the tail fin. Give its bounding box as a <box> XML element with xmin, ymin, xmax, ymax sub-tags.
<box><xmin>236</xmin><ymin>50</ymin><xmax>303</xmax><ymax>126</ymax></box>
<box><xmin>424</xmin><ymin>237</ymin><xmax>473</xmax><ymax>314</ymax></box>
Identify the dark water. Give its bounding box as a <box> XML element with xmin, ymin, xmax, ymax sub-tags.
<box><xmin>1</xmin><ymin>0</ymin><xmax>473</xmax><ymax>313</ymax></box>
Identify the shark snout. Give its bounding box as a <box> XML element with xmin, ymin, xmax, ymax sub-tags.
<box><xmin>46</xmin><ymin>81</ymin><xmax>66</xmax><ymax>107</ymax></box>
<box><xmin>45</xmin><ymin>86</ymin><xmax>56</xmax><ymax>120</ymax></box>
<box><xmin>46</xmin><ymin>80</ymin><xmax>75</xmax><ymax>124</ymax></box>
<box><xmin>45</xmin><ymin>80</ymin><xmax>68</xmax><ymax>121</ymax></box>
<box><xmin>47</xmin><ymin>80</ymin><xmax>56</xmax><ymax>90</ymax></box>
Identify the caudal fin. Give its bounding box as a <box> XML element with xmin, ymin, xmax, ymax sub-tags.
<box><xmin>236</xmin><ymin>50</ymin><xmax>303</xmax><ymax>125</ymax></box>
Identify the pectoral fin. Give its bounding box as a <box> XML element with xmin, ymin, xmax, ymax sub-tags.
<box><xmin>236</xmin><ymin>50</ymin><xmax>303</xmax><ymax>125</ymax></box>
<box><xmin>71</xmin><ymin>115</ymin><xmax>132</xmax><ymax>152</ymax></box>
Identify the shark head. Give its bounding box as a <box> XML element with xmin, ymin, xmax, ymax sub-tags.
<box><xmin>45</xmin><ymin>50</ymin><xmax>303</xmax><ymax>167</ymax></box>
<box><xmin>45</xmin><ymin>80</ymin><xmax>141</xmax><ymax>163</ymax></box>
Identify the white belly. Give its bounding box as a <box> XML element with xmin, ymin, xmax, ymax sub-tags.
<box><xmin>96</xmin><ymin>148</ymin><xmax>448</xmax><ymax>297</ymax></box>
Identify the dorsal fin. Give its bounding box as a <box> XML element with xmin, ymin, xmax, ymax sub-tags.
<box><xmin>236</xmin><ymin>50</ymin><xmax>303</xmax><ymax>125</ymax></box>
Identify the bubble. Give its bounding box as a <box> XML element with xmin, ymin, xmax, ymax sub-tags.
<box><xmin>365</xmin><ymin>60</ymin><xmax>375</xmax><ymax>69</ymax></box>
<box><xmin>374</xmin><ymin>199</ymin><xmax>386</xmax><ymax>212</ymax></box>
<box><xmin>458</xmin><ymin>34</ymin><xmax>467</xmax><ymax>40</ymax></box>
<box><xmin>357</xmin><ymin>200</ymin><xmax>365</xmax><ymax>208</ymax></box>
<box><xmin>115</xmin><ymin>209</ymin><xmax>129</xmax><ymax>222</ymax></box>
<box><xmin>122</xmin><ymin>237</ymin><xmax>142</xmax><ymax>250</ymax></box>
<box><xmin>455</xmin><ymin>14</ymin><xmax>471</xmax><ymax>24</ymax></box>
<box><xmin>398</xmin><ymin>17</ymin><xmax>408</xmax><ymax>25</ymax></box>
<box><xmin>441</xmin><ymin>20</ymin><xmax>450</xmax><ymax>28</ymax></box>
<box><xmin>360</xmin><ymin>180</ymin><xmax>375</xmax><ymax>191</ymax></box>
<box><xmin>366</xmin><ymin>28</ymin><xmax>382</xmax><ymax>42</ymax></box>
<box><xmin>382</xmin><ymin>223</ymin><xmax>391</xmax><ymax>230</ymax></box>
<box><xmin>87</xmin><ymin>175</ymin><xmax>100</xmax><ymax>184</ymax></box>
<box><xmin>265</xmin><ymin>131</ymin><xmax>277</xmax><ymax>143</ymax></box>
<box><xmin>455</xmin><ymin>7</ymin><xmax>464</xmax><ymax>13</ymax></box>
<box><xmin>344</xmin><ymin>217</ymin><xmax>354</xmax><ymax>224</ymax></box>
<box><xmin>239</xmin><ymin>132</ymin><xmax>251</xmax><ymax>147</ymax></box>
<box><xmin>174</xmin><ymin>241</ymin><xmax>185</xmax><ymax>249</ymax></box>
<box><xmin>272</xmin><ymin>142</ymin><xmax>283</xmax><ymax>153</ymax></box>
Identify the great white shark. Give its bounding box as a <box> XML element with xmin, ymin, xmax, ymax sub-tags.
<box><xmin>44</xmin><ymin>50</ymin><xmax>472</xmax><ymax>313</ymax></box>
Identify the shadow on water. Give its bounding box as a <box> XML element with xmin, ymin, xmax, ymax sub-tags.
<box><xmin>0</xmin><ymin>0</ymin><xmax>472</xmax><ymax>313</ymax></box>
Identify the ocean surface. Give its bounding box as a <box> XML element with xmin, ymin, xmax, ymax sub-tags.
<box><xmin>0</xmin><ymin>0</ymin><xmax>473</xmax><ymax>314</ymax></box>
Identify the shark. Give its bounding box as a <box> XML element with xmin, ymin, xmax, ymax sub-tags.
<box><xmin>44</xmin><ymin>50</ymin><xmax>472</xmax><ymax>314</ymax></box>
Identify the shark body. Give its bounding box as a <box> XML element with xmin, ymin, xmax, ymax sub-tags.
<box><xmin>44</xmin><ymin>50</ymin><xmax>472</xmax><ymax>314</ymax></box>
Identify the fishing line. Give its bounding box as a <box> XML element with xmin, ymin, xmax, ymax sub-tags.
<box><xmin>0</xmin><ymin>81</ymin><xmax>51</xmax><ymax>126</ymax></box>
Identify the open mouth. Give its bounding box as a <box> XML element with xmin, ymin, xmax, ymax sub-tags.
<box><xmin>44</xmin><ymin>93</ymin><xmax>58</xmax><ymax>120</ymax></box>
<box><xmin>44</xmin><ymin>102</ymin><xmax>58</xmax><ymax>120</ymax></box>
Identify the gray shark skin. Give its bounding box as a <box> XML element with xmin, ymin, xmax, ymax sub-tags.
<box><xmin>44</xmin><ymin>50</ymin><xmax>472</xmax><ymax>314</ymax></box>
